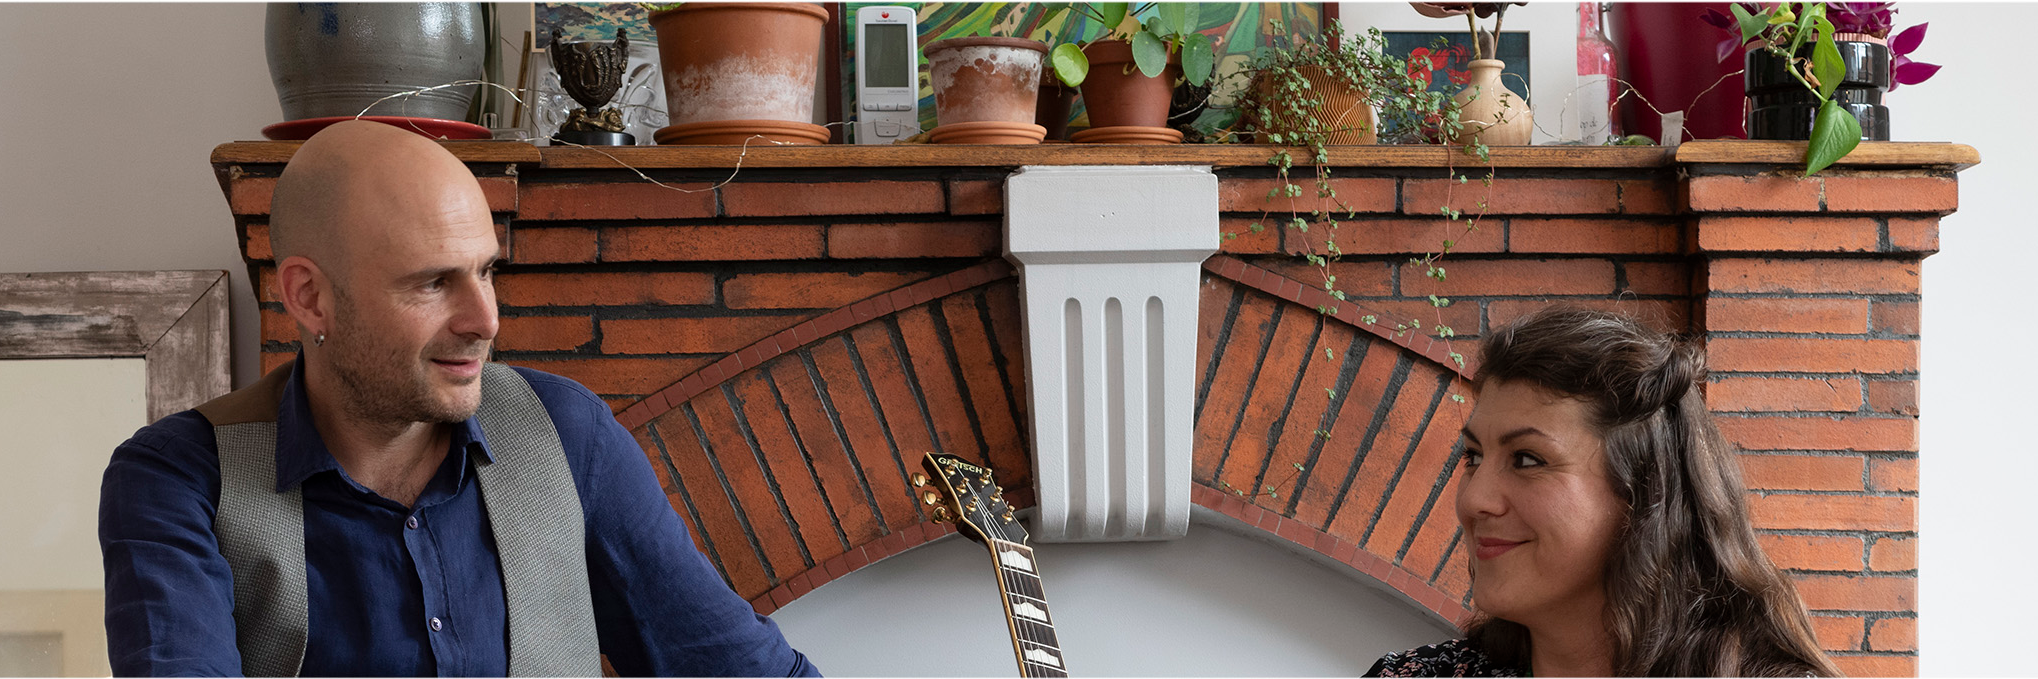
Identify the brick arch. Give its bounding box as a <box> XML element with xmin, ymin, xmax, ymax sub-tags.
<box><xmin>1192</xmin><ymin>255</ymin><xmax>1480</xmax><ymax>625</ymax></box>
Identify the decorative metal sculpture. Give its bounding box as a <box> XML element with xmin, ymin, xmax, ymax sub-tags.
<box><xmin>549</xmin><ymin>28</ymin><xmax>633</xmax><ymax>145</ymax></box>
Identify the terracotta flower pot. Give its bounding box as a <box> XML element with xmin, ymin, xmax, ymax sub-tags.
<box><xmin>926</xmin><ymin>36</ymin><xmax>1048</xmax><ymax>144</ymax></box>
<box><xmin>1450</xmin><ymin>59</ymin><xmax>1533</xmax><ymax>145</ymax></box>
<box><xmin>648</xmin><ymin>2</ymin><xmax>830</xmax><ymax>145</ymax></box>
<box><xmin>1036</xmin><ymin>71</ymin><xmax>1078</xmax><ymax>141</ymax></box>
<box><xmin>1075</xmin><ymin>40</ymin><xmax>1181</xmax><ymax>138</ymax></box>
<box><xmin>1252</xmin><ymin>65</ymin><xmax>1377</xmax><ymax>145</ymax></box>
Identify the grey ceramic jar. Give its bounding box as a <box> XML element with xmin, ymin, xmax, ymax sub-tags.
<box><xmin>266</xmin><ymin>3</ymin><xmax>485</xmax><ymax>121</ymax></box>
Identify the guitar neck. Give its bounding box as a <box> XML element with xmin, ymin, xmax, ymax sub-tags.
<box><xmin>990</xmin><ymin>541</ymin><xmax>1066</xmax><ymax>678</ymax></box>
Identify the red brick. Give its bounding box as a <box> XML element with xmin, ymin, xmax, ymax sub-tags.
<box><xmin>1760</xmin><ymin>534</ymin><xmax>1865</xmax><ymax>572</ymax></box>
<box><xmin>1868</xmin><ymin>457</ymin><xmax>1917</xmax><ymax>493</ymax></box>
<box><xmin>601</xmin><ymin>315</ymin><xmax>811</xmax><ymax>355</ymax></box>
<box><xmin>1255</xmin><ymin>260</ymin><xmax>1396</xmax><ymax>298</ymax></box>
<box><xmin>229</xmin><ymin>176</ymin><xmax>276</xmax><ymax>215</ymax></box>
<box><xmin>727</xmin><ymin>372</ymin><xmax>841</xmax><ymax>563</ymax></box>
<box><xmin>1719</xmin><ymin>416</ymin><xmax>1915</xmax><ymax>452</ymax></box>
<box><xmin>1706</xmin><ymin>298</ymin><xmax>1869</xmax><ymax>334</ymax></box>
<box><xmin>605</xmin><ymin>225</ymin><xmax>825</xmax><ymax>261</ymax></box>
<box><xmin>509</xmin><ymin>227</ymin><xmax>598</xmax><ymax>264</ymax></box>
<box><xmin>1219</xmin><ymin>177</ymin><xmax>1397</xmax><ymax>214</ymax></box>
<box><xmin>501</xmin><ymin>356</ymin><xmax>709</xmax><ymax>395</ymax></box>
<box><xmin>1867</xmin><ymin>617</ymin><xmax>1916</xmax><ymax>652</ymax></box>
<box><xmin>521</xmin><ymin>182</ymin><xmax>717</xmax><ymax>220</ymax></box>
<box><xmin>1291</xmin><ymin>217</ymin><xmax>1504</xmax><ymax>256</ymax></box>
<box><xmin>496</xmin><ymin>272</ymin><xmax>714</xmax><ymax>307</ymax></box>
<box><xmin>1708</xmin><ymin>338</ymin><xmax>1915</xmax><ymax>374</ymax></box>
<box><xmin>828</xmin><ymin>221</ymin><xmax>1000</xmax><ymax>258</ymax></box>
<box><xmin>257</xmin><ymin>267</ymin><xmax>280</xmax><ymax>303</ymax></box>
<box><xmin>722</xmin><ymin>181</ymin><xmax>943</xmax><ymax>217</ymax></box>
<box><xmin>1866</xmin><ymin>380</ymin><xmax>1917</xmax><ymax>416</ymax></box>
<box><xmin>1620</xmin><ymin>261</ymin><xmax>1691</xmax><ymax>296</ymax></box>
<box><xmin>1887</xmin><ymin>216</ymin><xmax>1939</xmax><ymax>252</ymax></box>
<box><xmin>478</xmin><ymin>177</ymin><xmax>518</xmax><ymax>213</ymax></box>
<box><xmin>1421</xmin><ymin>258</ymin><xmax>1619</xmax><ymax>297</ymax></box>
<box><xmin>1869</xmin><ymin>537</ymin><xmax>1915</xmax><ymax>572</ymax></box>
<box><xmin>946</xmin><ymin>179</ymin><xmax>1003</xmax><ymax>215</ymax></box>
<box><xmin>1617</xmin><ymin>178</ymin><xmax>1675</xmax><ymax>214</ymax></box>
<box><xmin>724</xmin><ymin>271</ymin><xmax>935</xmax><ymax>310</ymax></box>
<box><xmin>1830</xmin><ymin>654</ymin><xmax>1914</xmax><ymax>677</ymax></box>
<box><xmin>1219</xmin><ymin>217</ymin><xmax>1283</xmax><ymax>254</ymax></box>
<box><xmin>1871</xmin><ymin>301</ymin><xmax>1919</xmax><ymax>335</ymax></box>
<box><xmin>1709</xmin><ymin>376</ymin><xmax>1862</xmax><ymax>413</ymax></box>
<box><xmin>1698</xmin><ymin>216</ymin><xmax>1880</xmax><ymax>253</ymax></box>
<box><xmin>1708</xmin><ymin>258</ymin><xmax>1919</xmax><ymax>294</ymax></box>
<box><xmin>1810</xmin><ymin>614</ymin><xmax>1866</xmax><ymax>651</ymax></box>
<box><xmin>261</xmin><ymin>350</ymin><xmax>294</xmax><ymax>375</ymax></box>
<box><xmin>1750</xmin><ymin>494</ymin><xmax>1914</xmax><ymax>531</ymax></box>
<box><xmin>1487</xmin><ymin>299</ymin><xmax>1689</xmax><ymax>336</ymax></box>
<box><xmin>496</xmin><ymin>315</ymin><xmax>593</xmax><ymax>352</ymax></box>
<box><xmin>1794</xmin><ymin>574</ymin><xmax>1914</xmax><ymax>611</ymax></box>
<box><xmin>1508</xmin><ymin>218</ymin><xmax>1680</xmax><ymax>254</ymax></box>
<box><xmin>1739</xmin><ymin>454</ymin><xmax>1864</xmax><ymax>491</ymax></box>
<box><xmin>1824</xmin><ymin>175</ymin><xmax>1956</xmax><ymax>213</ymax></box>
<box><xmin>1403</xmin><ymin>178</ymin><xmax>1620</xmax><ymax>215</ymax></box>
<box><xmin>260</xmin><ymin>309</ymin><xmax>298</xmax><ymax>343</ymax></box>
<box><xmin>1346</xmin><ymin>299</ymin><xmax>1481</xmax><ymax>340</ymax></box>
<box><xmin>1687</xmin><ymin>174</ymin><xmax>1821</xmax><ymax>212</ymax></box>
<box><xmin>244</xmin><ymin>223</ymin><xmax>274</xmax><ymax>260</ymax></box>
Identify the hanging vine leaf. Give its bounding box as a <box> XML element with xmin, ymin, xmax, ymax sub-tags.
<box><xmin>1811</xmin><ymin>20</ymin><xmax>1844</xmax><ymax>100</ymax></box>
<box><xmin>1804</xmin><ymin>99</ymin><xmax>1862</xmax><ymax>176</ymax></box>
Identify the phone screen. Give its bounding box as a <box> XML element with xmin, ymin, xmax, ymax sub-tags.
<box><xmin>864</xmin><ymin>22</ymin><xmax>911</xmax><ymax>89</ymax></box>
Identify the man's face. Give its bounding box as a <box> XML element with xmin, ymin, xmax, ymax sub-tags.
<box><xmin>324</xmin><ymin>197</ymin><xmax>500</xmax><ymax>425</ymax></box>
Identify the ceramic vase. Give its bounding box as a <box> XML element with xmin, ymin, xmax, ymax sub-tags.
<box><xmin>648</xmin><ymin>2</ymin><xmax>831</xmax><ymax>145</ymax></box>
<box><xmin>1744</xmin><ymin>41</ymin><xmax>1891</xmax><ymax>141</ymax></box>
<box><xmin>1450</xmin><ymin>59</ymin><xmax>1533</xmax><ymax>146</ymax></box>
<box><xmin>925</xmin><ymin>37</ymin><xmax>1049</xmax><ymax>145</ymax></box>
<box><xmin>265</xmin><ymin>3</ymin><xmax>485</xmax><ymax>121</ymax></box>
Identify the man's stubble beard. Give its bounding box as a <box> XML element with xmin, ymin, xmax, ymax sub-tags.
<box><xmin>326</xmin><ymin>291</ymin><xmax>490</xmax><ymax>425</ymax></box>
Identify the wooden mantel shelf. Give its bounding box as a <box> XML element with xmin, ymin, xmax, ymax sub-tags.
<box><xmin>210</xmin><ymin>139</ymin><xmax>1979</xmax><ymax>171</ymax></box>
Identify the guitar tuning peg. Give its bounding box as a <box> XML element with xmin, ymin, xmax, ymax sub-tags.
<box><xmin>980</xmin><ymin>472</ymin><xmax>993</xmax><ymax>485</ymax></box>
<box><xmin>965</xmin><ymin>498</ymin><xmax>980</xmax><ymax>513</ymax></box>
<box><xmin>921</xmin><ymin>491</ymin><xmax>941</xmax><ymax>506</ymax></box>
<box><xmin>910</xmin><ymin>473</ymin><xmax>929</xmax><ymax>487</ymax></box>
<box><xmin>932</xmin><ymin>506</ymin><xmax>953</xmax><ymax>523</ymax></box>
<box><xmin>1002</xmin><ymin>509</ymin><xmax>1014</xmax><ymax>522</ymax></box>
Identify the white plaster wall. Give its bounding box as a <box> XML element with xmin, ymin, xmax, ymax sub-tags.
<box><xmin>773</xmin><ymin>509</ymin><xmax>1456</xmax><ymax>676</ymax></box>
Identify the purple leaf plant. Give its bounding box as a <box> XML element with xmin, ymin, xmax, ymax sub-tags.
<box><xmin>1698</xmin><ymin>2</ymin><xmax>1938</xmax><ymax>88</ymax></box>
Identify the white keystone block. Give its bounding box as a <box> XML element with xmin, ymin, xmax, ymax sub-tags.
<box><xmin>1005</xmin><ymin>166</ymin><xmax>1218</xmax><ymax>542</ymax></box>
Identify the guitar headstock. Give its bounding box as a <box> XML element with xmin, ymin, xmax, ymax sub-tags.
<box><xmin>913</xmin><ymin>452</ymin><xmax>1027</xmax><ymax>545</ymax></box>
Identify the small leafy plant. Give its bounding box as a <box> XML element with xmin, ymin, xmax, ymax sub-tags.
<box><xmin>1711</xmin><ymin>1</ymin><xmax>1932</xmax><ymax>174</ymax></box>
<box><xmin>1040</xmin><ymin>3</ymin><xmax>1216</xmax><ymax>89</ymax></box>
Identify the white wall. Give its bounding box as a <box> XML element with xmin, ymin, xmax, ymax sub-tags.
<box><xmin>773</xmin><ymin>508</ymin><xmax>1456</xmax><ymax>676</ymax></box>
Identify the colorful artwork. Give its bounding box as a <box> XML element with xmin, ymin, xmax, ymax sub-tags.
<box><xmin>1386</xmin><ymin>31</ymin><xmax>1530</xmax><ymax>96</ymax></box>
<box><xmin>535</xmin><ymin>3</ymin><xmax>654</xmax><ymax>45</ymax></box>
<box><xmin>840</xmin><ymin>3</ymin><xmax>1325</xmax><ymax>134</ymax></box>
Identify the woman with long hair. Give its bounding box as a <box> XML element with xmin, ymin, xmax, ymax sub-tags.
<box><xmin>1367</xmin><ymin>307</ymin><xmax>1838</xmax><ymax>677</ymax></box>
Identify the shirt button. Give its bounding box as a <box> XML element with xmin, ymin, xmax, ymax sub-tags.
<box><xmin>406</xmin><ymin>516</ymin><xmax>420</xmax><ymax>530</ymax></box>
<box><xmin>430</xmin><ymin>617</ymin><xmax>443</xmax><ymax>632</ymax></box>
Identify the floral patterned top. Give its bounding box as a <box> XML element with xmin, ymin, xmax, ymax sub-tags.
<box><xmin>1366</xmin><ymin>639</ymin><xmax>1525</xmax><ymax>677</ymax></box>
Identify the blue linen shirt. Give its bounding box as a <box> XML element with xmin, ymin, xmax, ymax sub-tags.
<box><xmin>99</xmin><ymin>360</ymin><xmax>820</xmax><ymax>677</ymax></box>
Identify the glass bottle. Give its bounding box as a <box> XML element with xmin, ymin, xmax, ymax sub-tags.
<box><xmin>1576</xmin><ymin>2</ymin><xmax>1622</xmax><ymax>144</ymax></box>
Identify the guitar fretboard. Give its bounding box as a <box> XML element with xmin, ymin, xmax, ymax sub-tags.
<box><xmin>993</xmin><ymin>541</ymin><xmax>1066</xmax><ymax>678</ymax></box>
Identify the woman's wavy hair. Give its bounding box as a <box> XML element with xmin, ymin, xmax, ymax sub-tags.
<box><xmin>1460</xmin><ymin>306</ymin><xmax>1839</xmax><ymax>677</ymax></box>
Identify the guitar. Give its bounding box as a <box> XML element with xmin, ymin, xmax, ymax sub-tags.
<box><xmin>914</xmin><ymin>452</ymin><xmax>1069</xmax><ymax>678</ymax></box>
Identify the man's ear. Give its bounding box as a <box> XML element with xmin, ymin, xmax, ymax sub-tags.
<box><xmin>276</xmin><ymin>255</ymin><xmax>332</xmax><ymax>341</ymax></box>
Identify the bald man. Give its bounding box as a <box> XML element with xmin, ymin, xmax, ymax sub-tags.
<box><xmin>99</xmin><ymin>121</ymin><xmax>819</xmax><ymax>677</ymax></box>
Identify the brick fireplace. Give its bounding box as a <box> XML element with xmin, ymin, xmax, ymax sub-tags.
<box><xmin>212</xmin><ymin>140</ymin><xmax>1972</xmax><ymax>676</ymax></box>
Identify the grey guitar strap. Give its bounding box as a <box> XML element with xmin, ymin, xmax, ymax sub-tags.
<box><xmin>206</xmin><ymin>361</ymin><xmax>599</xmax><ymax>677</ymax></box>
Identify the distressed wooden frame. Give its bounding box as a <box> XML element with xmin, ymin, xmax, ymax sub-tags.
<box><xmin>0</xmin><ymin>271</ymin><xmax>232</xmax><ymax>422</ymax></box>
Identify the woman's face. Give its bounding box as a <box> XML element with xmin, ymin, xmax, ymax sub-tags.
<box><xmin>1455</xmin><ymin>379</ymin><xmax>1627</xmax><ymax>628</ymax></box>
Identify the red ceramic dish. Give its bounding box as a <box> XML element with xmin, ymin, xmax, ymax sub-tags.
<box><xmin>261</xmin><ymin>116</ymin><xmax>493</xmax><ymax>141</ymax></box>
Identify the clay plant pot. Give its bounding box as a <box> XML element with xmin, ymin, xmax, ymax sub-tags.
<box><xmin>1037</xmin><ymin>72</ymin><xmax>1078</xmax><ymax>141</ymax></box>
<box><xmin>1075</xmin><ymin>39</ymin><xmax>1181</xmax><ymax>139</ymax></box>
<box><xmin>1450</xmin><ymin>59</ymin><xmax>1534</xmax><ymax>145</ymax></box>
<box><xmin>265</xmin><ymin>3</ymin><xmax>486</xmax><ymax>121</ymax></box>
<box><xmin>648</xmin><ymin>2</ymin><xmax>830</xmax><ymax>145</ymax></box>
<box><xmin>926</xmin><ymin>36</ymin><xmax>1049</xmax><ymax>144</ymax></box>
<box><xmin>1251</xmin><ymin>65</ymin><xmax>1377</xmax><ymax>145</ymax></box>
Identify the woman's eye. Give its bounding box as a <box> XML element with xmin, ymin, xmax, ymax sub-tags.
<box><xmin>1461</xmin><ymin>451</ymin><xmax>1482</xmax><ymax>468</ymax></box>
<box><xmin>1513</xmin><ymin>452</ymin><xmax>1544</xmax><ymax>468</ymax></box>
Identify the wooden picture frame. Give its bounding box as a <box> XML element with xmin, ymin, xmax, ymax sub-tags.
<box><xmin>0</xmin><ymin>270</ymin><xmax>232</xmax><ymax>423</ymax></box>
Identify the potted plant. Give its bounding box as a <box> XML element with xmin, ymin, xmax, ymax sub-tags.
<box><xmin>1411</xmin><ymin>2</ymin><xmax>1532</xmax><ymax>145</ymax></box>
<box><xmin>1229</xmin><ymin>22</ymin><xmax>1456</xmax><ymax>146</ymax></box>
<box><xmin>1708</xmin><ymin>1</ymin><xmax>1938</xmax><ymax>173</ymax></box>
<box><xmin>1045</xmin><ymin>3</ymin><xmax>1218</xmax><ymax>144</ymax></box>
<box><xmin>645</xmin><ymin>2</ymin><xmax>831</xmax><ymax>145</ymax></box>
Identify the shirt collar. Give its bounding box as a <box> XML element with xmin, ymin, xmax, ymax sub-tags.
<box><xmin>272</xmin><ymin>355</ymin><xmax>498</xmax><ymax>492</ymax></box>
